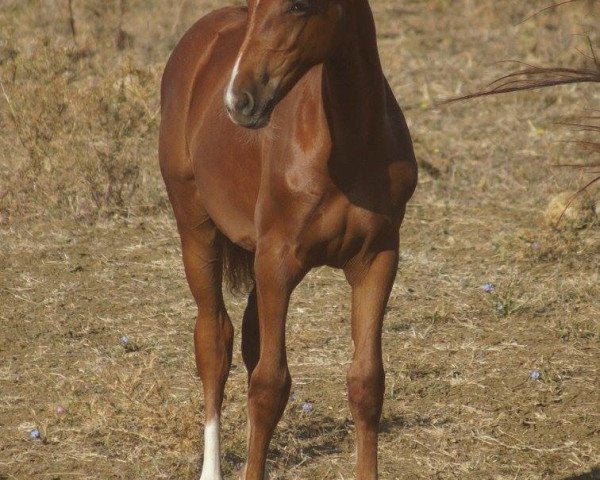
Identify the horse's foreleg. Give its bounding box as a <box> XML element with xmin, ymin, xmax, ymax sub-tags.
<box><xmin>182</xmin><ymin>225</ymin><xmax>233</xmax><ymax>480</ymax></box>
<box><xmin>167</xmin><ymin>180</ymin><xmax>233</xmax><ymax>480</ymax></box>
<box><xmin>345</xmin><ymin>243</ymin><xmax>399</xmax><ymax>480</ymax></box>
<box><xmin>242</xmin><ymin>241</ymin><xmax>305</xmax><ymax>480</ymax></box>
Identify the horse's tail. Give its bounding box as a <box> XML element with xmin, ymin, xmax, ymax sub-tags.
<box><xmin>439</xmin><ymin>65</ymin><xmax>600</xmax><ymax>106</ymax></box>
<box><xmin>220</xmin><ymin>233</ymin><xmax>255</xmax><ymax>294</ymax></box>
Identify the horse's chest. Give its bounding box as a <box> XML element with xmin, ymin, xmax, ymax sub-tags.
<box><xmin>265</xmin><ymin>146</ymin><xmax>415</xmax><ymax>267</ymax></box>
<box><xmin>298</xmin><ymin>187</ymin><xmax>398</xmax><ymax>268</ymax></box>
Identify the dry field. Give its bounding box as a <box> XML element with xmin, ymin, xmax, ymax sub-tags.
<box><xmin>1</xmin><ymin>1</ymin><xmax>599</xmax><ymax>479</ymax></box>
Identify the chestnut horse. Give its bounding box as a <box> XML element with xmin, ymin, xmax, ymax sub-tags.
<box><xmin>159</xmin><ymin>0</ymin><xmax>417</xmax><ymax>477</ymax></box>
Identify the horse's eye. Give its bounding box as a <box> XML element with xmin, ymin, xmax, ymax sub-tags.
<box><xmin>289</xmin><ymin>0</ymin><xmax>310</xmax><ymax>13</ymax></box>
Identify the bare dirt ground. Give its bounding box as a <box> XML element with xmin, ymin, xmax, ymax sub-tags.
<box><xmin>1</xmin><ymin>1</ymin><xmax>599</xmax><ymax>479</ymax></box>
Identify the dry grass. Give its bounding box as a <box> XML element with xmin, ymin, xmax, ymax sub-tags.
<box><xmin>0</xmin><ymin>0</ymin><xmax>167</xmax><ymax>223</ymax></box>
<box><xmin>1</xmin><ymin>1</ymin><xmax>599</xmax><ymax>479</ymax></box>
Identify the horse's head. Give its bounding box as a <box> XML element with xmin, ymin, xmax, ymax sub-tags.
<box><xmin>225</xmin><ymin>0</ymin><xmax>345</xmax><ymax>128</ymax></box>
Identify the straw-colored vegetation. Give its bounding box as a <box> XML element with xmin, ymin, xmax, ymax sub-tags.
<box><xmin>1</xmin><ymin>1</ymin><xmax>598</xmax><ymax>479</ymax></box>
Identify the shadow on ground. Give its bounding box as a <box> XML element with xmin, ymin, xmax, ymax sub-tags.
<box><xmin>267</xmin><ymin>414</ymin><xmax>353</xmax><ymax>474</ymax></box>
<box><xmin>564</xmin><ymin>468</ymin><xmax>600</xmax><ymax>480</ymax></box>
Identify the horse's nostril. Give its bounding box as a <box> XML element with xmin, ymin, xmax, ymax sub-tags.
<box><xmin>234</xmin><ymin>90</ymin><xmax>254</xmax><ymax>116</ymax></box>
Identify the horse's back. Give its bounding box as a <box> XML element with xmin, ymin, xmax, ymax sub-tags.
<box><xmin>161</xmin><ymin>6</ymin><xmax>245</xmax><ymax>114</ymax></box>
<box><xmin>160</xmin><ymin>7</ymin><xmax>248</xmax><ymax>160</ymax></box>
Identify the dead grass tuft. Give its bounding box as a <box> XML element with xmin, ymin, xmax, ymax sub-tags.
<box><xmin>545</xmin><ymin>190</ymin><xmax>599</xmax><ymax>229</ymax></box>
<box><xmin>0</xmin><ymin>2</ymin><xmax>165</xmax><ymax>224</ymax></box>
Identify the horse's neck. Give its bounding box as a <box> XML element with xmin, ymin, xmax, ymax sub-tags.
<box><xmin>323</xmin><ymin>1</ymin><xmax>387</xmax><ymax>152</ymax></box>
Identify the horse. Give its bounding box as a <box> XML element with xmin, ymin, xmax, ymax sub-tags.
<box><xmin>159</xmin><ymin>0</ymin><xmax>418</xmax><ymax>477</ymax></box>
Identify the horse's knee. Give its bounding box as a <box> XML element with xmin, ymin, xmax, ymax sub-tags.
<box><xmin>194</xmin><ymin>310</ymin><xmax>234</xmax><ymax>347</ymax></box>
<box><xmin>248</xmin><ymin>364</ymin><xmax>291</xmax><ymax>422</ymax></box>
<box><xmin>194</xmin><ymin>311</ymin><xmax>234</xmax><ymax>382</ymax></box>
<box><xmin>249</xmin><ymin>364</ymin><xmax>291</xmax><ymax>400</ymax></box>
<box><xmin>347</xmin><ymin>362</ymin><xmax>384</xmax><ymax>425</ymax></box>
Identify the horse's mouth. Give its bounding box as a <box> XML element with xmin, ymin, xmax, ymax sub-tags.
<box><xmin>236</xmin><ymin>114</ymin><xmax>271</xmax><ymax>129</ymax></box>
<box><xmin>226</xmin><ymin>93</ymin><xmax>278</xmax><ymax>130</ymax></box>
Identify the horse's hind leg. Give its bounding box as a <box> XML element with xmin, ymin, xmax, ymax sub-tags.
<box><xmin>241</xmin><ymin>286</ymin><xmax>259</xmax><ymax>382</ymax></box>
<box><xmin>165</xmin><ymin>179</ymin><xmax>233</xmax><ymax>480</ymax></box>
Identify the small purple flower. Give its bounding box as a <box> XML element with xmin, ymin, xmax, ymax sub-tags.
<box><xmin>483</xmin><ymin>283</ymin><xmax>495</xmax><ymax>293</ymax></box>
<box><xmin>55</xmin><ymin>405</ymin><xmax>65</xmax><ymax>415</ymax></box>
<box><xmin>30</xmin><ymin>428</ymin><xmax>41</xmax><ymax>440</ymax></box>
<box><xmin>529</xmin><ymin>369</ymin><xmax>541</xmax><ymax>381</ymax></box>
<box><xmin>290</xmin><ymin>392</ymin><xmax>297</xmax><ymax>402</ymax></box>
<box><xmin>301</xmin><ymin>402</ymin><xmax>314</xmax><ymax>413</ymax></box>
<box><xmin>531</xmin><ymin>242</ymin><xmax>541</xmax><ymax>251</ymax></box>
<box><xmin>120</xmin><ymin>335</ymin><xmax>129</xmax><ymax>346</ymax></box>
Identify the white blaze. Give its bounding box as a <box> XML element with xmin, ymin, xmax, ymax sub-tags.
<box><xmin>225</xmin><ymin>56</ymin><xmax>242</xmax><ymax>111</ymax></box>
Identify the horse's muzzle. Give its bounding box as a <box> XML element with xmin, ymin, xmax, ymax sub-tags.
<box><xmin>224</xmin><ymin>87</ymin><xmax>277</xmax><ymax>129</ymax></box>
